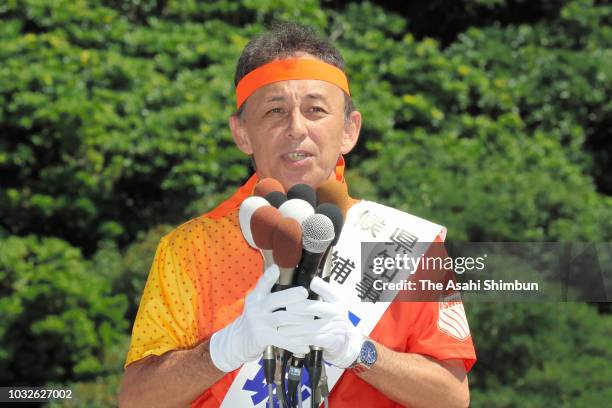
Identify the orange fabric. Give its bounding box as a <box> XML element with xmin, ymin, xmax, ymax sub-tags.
<box><xmin>235</xmin><ymin>58</ymin><xmax>351</xmax><ymax>109</ymax></box>
<box><xmin>125</xmin><ymin>156</ymin><xmax>476</xmax><ymax>407</ymax></box>
<box><xmin>327</xmin><ymin>234</ymin><xmax>476</xmax><ymax>408</ymax></box>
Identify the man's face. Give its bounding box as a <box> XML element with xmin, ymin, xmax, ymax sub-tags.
<box><xmin>230</xmin><ymin>62</ymin><xmax>361</xmax><ymax>191</ymax></box>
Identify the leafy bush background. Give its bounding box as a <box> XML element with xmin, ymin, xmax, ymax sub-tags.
<box><xmin>1</xmin><ymin>0</ymin><xmax>610</xmax><ymax>406</ymax></box>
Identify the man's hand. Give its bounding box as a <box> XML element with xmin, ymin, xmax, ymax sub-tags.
<box><xmin>120</xmin><ymin>265</ymin><xmax>318</xmax><ymax>408</ymax></box>
<box><xmin>280</xmin><ymin>277</ymin><xmax>469</xmax><ymax>407</ymax></box>
<box><xmin>210</xmin><ymin>264</ymin><xmax>316</xmax><ymax>372</ymax></box>
<box><xmin>280</xmin><ymin>276</ymin><xmax>363</xmax><ymax>368</ymax></box>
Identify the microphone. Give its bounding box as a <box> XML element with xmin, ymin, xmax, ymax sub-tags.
<box><xmin>239</xmin><ymin>196</ymin><xmax>269</xmax><ymax>248</ymax></box>
<box><xmin>271</xmin><ymin>217</ymin><xmax>302</xmax><ymax>408</ymax></box>
<box><xmin>255</xmin><ymin>178</ymin><xmax>288</xmax><ymax>209</ymax></box>
<box><xmin>287</xmin><ymin>183</ymin><xmax>317</xmax><ymax>208</ymax></box>
<box><xmin>272</xmin><ymin>217</ymin><xmax>303</xmax><ymax>290</ymax></box>
<box><xmin>316</xmin><ymin>203</ymin><xmax>344</xmax><ymax>246</ymax></box>
<box><xmin>294</xmin><ymin>213</ymin><xmax>335</xmax><ymax>292</ymax></box>
<box><xmin>316</xmin><ymin>179</ymin><xmax>349</xmax><ymax>220</ymax></box>
<box><xmin>265</xmin><ymin>191</ymin><xmax>287</xmax><ymax>208</ymax></box>
<box><xmin>249</xmin><ymin>203</ymin><xmax>284</xmax><ymax>408</ymax></box>
<box><xmin>250</xmin><ymin>206</ymin><xmax>283</xmax><ymax>268</ymax></box>
<box><xmin>278</xmin><ymin>198</ymin><xmax>314</xmax><ymax>225</ymax></box>
<box><xmin>316</xmin><ymin>180</ymin><xmax>350</xmax><ymax>279</ymax></box>
<box><xmin>288</xmin><ymin>213</ymin><xmax>334</xmax><ymax>407</ymax></box>
<box><xmin>255</xmin><ymin>178</ymin><xmax>285</xmax><ymax>197</ymax></box>
<box><xmin>267</xmin><ymin>182</ymin><xmax>322</xmax><ymax>407</ymax></box>
<box><xmin>308</xmin><ymin>204</ymin><xmax>343</xmax><ymax>408</ymax></box>
<box><xmin>315</xmin><ymin>203</ymin><xmax>345</xmax><ymax>280</ymax></box>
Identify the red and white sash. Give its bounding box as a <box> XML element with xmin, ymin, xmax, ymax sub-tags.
<box><xmin>221</xmin><ymin>200</ymin><xmax>446</xmax><ymax>407</ymax></box>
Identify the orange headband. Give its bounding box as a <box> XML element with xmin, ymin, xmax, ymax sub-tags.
<box><xmin>235</xmin><ymin>58</ymin><xmax>350</xmax><ymax>109</ymax></box>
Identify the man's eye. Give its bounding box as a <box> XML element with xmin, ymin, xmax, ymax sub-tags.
<box><xmin>268</xmin><ymin>108</ymin><xmax>284</xmax><ymax>114</ymax></box>
<box><xmin>310</xmin><ymin>107</ymin><xmax>326</xmax><ymax>113</ymax></box>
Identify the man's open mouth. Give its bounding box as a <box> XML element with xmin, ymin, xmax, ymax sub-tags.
<box><xmin>284</xmin><ymin>151</ymin><xmax>312</xmax><ymax>162</ymax></box>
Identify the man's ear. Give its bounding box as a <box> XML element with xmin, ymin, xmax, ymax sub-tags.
<box><xmin>229</xmin><ymin>114</ymin><xmax>253</xmax><ymax>155</ymax></box>
<box><xmin>340</xmin><ymin>110</ymin><xmax>362</xmax><ymax>155</ymax></box>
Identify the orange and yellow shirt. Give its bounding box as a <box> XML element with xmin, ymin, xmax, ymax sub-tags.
<box><xmin>125</xmin><ymin>158</ymin><xmax>476</xmax><ymax>407</ymax></box>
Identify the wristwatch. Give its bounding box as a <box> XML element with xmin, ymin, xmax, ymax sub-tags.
<box><xmin>350</xmin><ymin>338</ymin><xmax>377</xmax><ymax>373</ymax></box>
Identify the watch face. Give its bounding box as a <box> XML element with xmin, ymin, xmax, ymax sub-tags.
<box><xmin>360</xmin><ymin>340</ymin><xmax>377</xmax><ymax>365</ymax></box>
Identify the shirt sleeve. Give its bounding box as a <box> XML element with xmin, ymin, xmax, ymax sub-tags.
<box><xmin>124</xmin><ymin>234</ymin><xmax>198</xmax><ymax>367</ymax></box>
<box><xmin>404</xmin><ymin>238</ymin><xmax>477</xmax><ymax>372</ymax></box>
<box><xmin>406</xmin><ymin>301</ymin><xmax>476</xmax><ymax>372</ymax></box>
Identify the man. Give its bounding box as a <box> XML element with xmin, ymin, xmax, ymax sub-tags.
<box><xmin>119</xmin><ymin>22</ymin><xmax>475</xmax><ymax>408</ymax></box>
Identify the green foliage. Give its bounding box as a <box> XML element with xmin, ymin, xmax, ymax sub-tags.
<box><xmin>47</xmin><ymin>373</ymin><xmax>122</xmax><ymax>408</ymax></box>
<box><xmin>0</xmin><ymin>2</ymin><xmax>252</xmax><ymax>253</ymax></box>
<box><xmin>0</xmin><ymin>235</ymin><xmax>127</xmax><ymax>384</ymax></box>
<box><xmin>467</xmin><ymin>302</ymin><xmax>612</xmax><ymax>406</ymax></box>
<box><xmin>446</xmin><ymin>0</ymin><xmax>612</xmax><ymax>194</ymax></box>
<box><xmin>336</xmin><ymin>1</ymin><xmax>612</xmax><ymax>241</ymax></box>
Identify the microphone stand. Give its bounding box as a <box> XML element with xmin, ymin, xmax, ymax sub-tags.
<box><xmin>274</xmin><ymin>348</ymin><xmax>285</xmax><ymax>408</ymax></box>
<box><xmin>261</xmin><ymin>252</ymin><xmax>277</xmax><ymax>408</ymax></box>
<box><xmin>308</xmin><ymin>244</ymin><xmax>336</xmax><ymax>408</ymax></box>
<box><xmin>264</xmin><ymin>345</ymin><xmax>276</xmax><ymax>408</ymax></box>
<box><xmin>320</xmin><ymin>363</ymin><xmax>330</xmax><ymax>408</ymax></box>
<box><xmin>291</xmin><ymin>246</ymin><xmax>328</xmax><ymax>408</ymax></box>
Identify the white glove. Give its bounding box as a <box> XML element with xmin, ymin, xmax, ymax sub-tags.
<box><xmin>210</xmin><ymin>265</ymin><xmax>316</xmax><ymax>372</ymax></box>
<box><xmin>280</xmin><ymin>277</ymin><xmax>363</xmax><ymax>369</ymax></box>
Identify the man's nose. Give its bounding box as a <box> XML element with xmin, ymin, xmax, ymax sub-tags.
<box><xmin>286</xmin><ymin>108</ymin><xmax>308</xmax><ymax>140</ymax></box>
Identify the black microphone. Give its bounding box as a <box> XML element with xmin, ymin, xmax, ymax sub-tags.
<box><xmin>304</xmin><ymin>205</ymin><xmax>343</xmax><ymax>408</ymax></box>
<box><xmin>288</xmin><ymin>213</ymin><xmax>334</xmax><ymax>407</ymax></box>
<box><xmin>315</xmin><ymin>203</ymin><xmax>345</xmax><ymax>280</ymax></box>
<box><xmin>287</xmin><ymin>183</ymin><xmax>317</xmax><ymax>208</ymax></box>
<box><xmin>265</xmin><ymin>191</ymin><xmax>287</xmax><ymax>209</ymax></box>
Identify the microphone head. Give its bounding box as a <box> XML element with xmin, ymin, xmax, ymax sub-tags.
<box><xmin>316</xmin><ymin>180</ymin><xmax>349</xmax><ymax>219</ymax></box>
<box><xmin>239</xmin><ymin>196</ymin><xmax>269</xmax><ymax>247</ymax></box>
<box><xmin>301</xmin><ymin>213</ymin><xmax>335</xmax><ymax>254</ymax></box>
<box><xmin>278</xmin><ymin>199</ymin><xmax>315</xmax><ymax>225</ymax></box>
<box><xmin>255</xmin><ymin>178</ymin><xmax>285</xmax><ymax>197</ymax></box>
<box><xmin>272</xmin><ymin>218</ymin><xmax>303</xmax><ymax>268</ymax></box>
<box><xmin>265</xmin><ymin>191</ymin><xmax>287</xmax><ymax>209</ymax></box>
<box><xmin>250</xmin><ymin>206</ymin><xmax>283</xmax><ymax>250</ymax></box>
<box><xmin>287</xmin><ymin>183</ymin><xmax>317</xmax><ymax>208</ymax></box>
<box><xmin>315</xmin><ymin>203</ymin><xmax>344</xmax><ymax>246</ymax></box>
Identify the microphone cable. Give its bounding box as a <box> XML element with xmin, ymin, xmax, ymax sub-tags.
<box><xmin>263</xmin><ymin>345</ymin><xmax>275</xmax><ymax>408</ymax></box>
<box><xmin>287</xmin><ymin>353</ymin><xmax>304</xmax><ymax>407</ymax></box>
<box><xmin>310</xmin><ymin>203</ymin><xmax>344</xmax><ymax>408</ymax></box>
<box><xmin>280</xmin><ymin>350</ymin><xmax>292</xmax><ymax>408</ymax></box>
